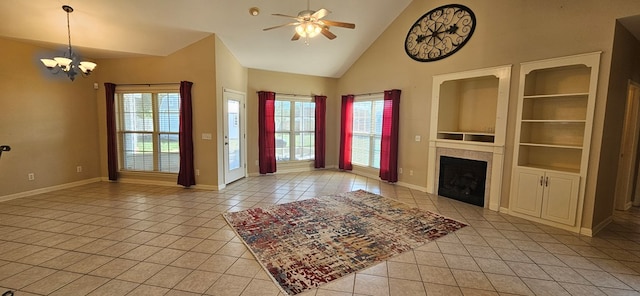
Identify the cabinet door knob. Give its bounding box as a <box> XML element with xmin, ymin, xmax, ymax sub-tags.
<box><xmin>540</xmin><ymin>176</ymin><xmax>544</xmax><ymax>186</ymax></box>
<box><xmin>545</xmin><ymin>176</ymin><xmax>549</xmax><ymax>187</ymax></box>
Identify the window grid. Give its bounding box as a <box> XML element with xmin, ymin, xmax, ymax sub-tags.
<box><xmin>274</xmin><ymin>98</ymin><xmax>315</xmax><ymax>162</ymax></box>
<box><xmin>352</xmin><ymin>99</ymin><xmax>383</xmax><ymax>168</ymax></box>
<box><xmin>117</xmin><ymin>91</ymin><xmax>180</xmax><ymax>173</ymax></box>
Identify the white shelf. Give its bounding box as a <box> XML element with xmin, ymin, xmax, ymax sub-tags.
<box><xmin>521</xmin><ymin>120</ymin><xmax>586</xmax><ymax>123</ymax></box>
<box><xmin>519</xmin><ymin>142</ymin><xmax>583</xmax><ymax>149</ymax></box>
<box><xmin>437</xmin><ymin>131</ymin><xmax>495</xmax><ymax>143</ymax></box>
<box><xmin>515</xmin><ymin>165</ymin><xmax>580</xmax><ymax>175</ymax></box>
<box><xmin>523</xmin><ymin>92</ymin><xmax>589</xmax><ymax>99</ymax></box>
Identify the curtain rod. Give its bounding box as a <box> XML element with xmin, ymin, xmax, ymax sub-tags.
<box><xmin>117</xmin><ymin>83</ymin><xmax>179</xmax><ymax>86</ymax></box>
<box><xmin>256</xmin><ymin>91</ymin><xmax>316</xmax><ymax>97</ymax></box>
<box><xmin>352</xmin><ymin>91</ymin><xmax>384</xmax><ymax>97</ymax></box>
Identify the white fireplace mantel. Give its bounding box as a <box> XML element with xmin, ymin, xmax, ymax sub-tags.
<box><xmin>426</xmin><ymin>65</ymin><xmax>512</xmax><ymax>212</ymax></box>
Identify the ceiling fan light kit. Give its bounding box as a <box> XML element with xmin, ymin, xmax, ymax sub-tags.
<box><xmin>40</xmin><ymin>5</ymin><xmax>97</xmax><ymax>81</ymax></box>
<box><xmin>263</xmin><ymin>0</ymin><xmax>355</xmax><ymax>44</ymax></box>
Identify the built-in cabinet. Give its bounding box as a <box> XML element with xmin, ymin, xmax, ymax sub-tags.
<box><xmin>509</xmin><ymin>52</ymin><xmax>600</xmax><ymax>232</ymax></box>
<box><xmin>512</xmin><ymin>168</ymin><xmax>580</xmax><ymax>225</ymax></box>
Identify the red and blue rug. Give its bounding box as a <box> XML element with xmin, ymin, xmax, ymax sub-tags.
<box><xmin>223</xmin><ymin>190</ymin><xmax>467</xmax><ymax>295</ymax></box>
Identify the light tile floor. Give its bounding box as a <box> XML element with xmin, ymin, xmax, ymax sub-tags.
<box><xmin>1</xmin><ymin>170</ymin><xmax>640</xmax><ymax>295</ymax></box>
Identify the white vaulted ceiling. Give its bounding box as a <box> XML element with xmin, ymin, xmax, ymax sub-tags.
<box><xmin>0</xmin><ymin>0</ymin><xmax>413</xmax><ymax>78</ymax></box>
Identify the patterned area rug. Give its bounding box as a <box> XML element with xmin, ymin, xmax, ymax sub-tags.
<box><xmin>223</xmin><ymin>190</ymin><xmax>467</xmax><ymax>295</ymax></box>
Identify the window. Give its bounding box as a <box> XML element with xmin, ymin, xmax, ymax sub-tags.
<box><xmin>117</xmin><ymin>90</ymin><xmax>180</xmax><ymax>173</ymax></box>
<box><xmin>274</xmin><ymin>96</ymin><xmax>315</xmax><ymax>161</ymax></box>
<box><xmin>352</xmin><ymin>98</ymin><xmax>384</xmax><ymax>168</ymax></box>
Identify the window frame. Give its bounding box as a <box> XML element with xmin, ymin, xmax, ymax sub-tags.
<box><xmin>351</xmin><ymin>94</ymin><xmax>384</xmax><ymax>169</ymax></box>
<box><xmin>274</xmin><ymin>95</ymin><xmax>316</xmax><ymax>163</ymax></box>
<box><xmin>115</xmin><ymin>85</ymin><xmax>181</xmax><ymax>174</ymax></box>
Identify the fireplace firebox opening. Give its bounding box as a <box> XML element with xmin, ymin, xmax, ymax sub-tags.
<box><xmin>438</xmin><ymin>156</ymin><xmax>488</xmax><ymax>207</ymax></box>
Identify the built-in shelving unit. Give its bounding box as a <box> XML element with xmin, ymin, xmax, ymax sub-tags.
<box><xmin>427</xmin><ymin>65</ymin><xmax>512</xmax><ymax>211</ymax></box>
<box><xmin>509</xmin><ymin>52</ymin><xmax>601</xmax><ymax>232</ymax></box>
<box><xmin>433</xmin><ymin>71</ymin><xmax>506</xmax><ymax>145</ymax></box>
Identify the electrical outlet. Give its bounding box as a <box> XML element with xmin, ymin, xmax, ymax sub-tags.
<box><xmin>28</xmin><ymin>173</ymin><xmax>35</xmax><ymax>181</ymax></box>
<box><xmin>409</xmin><ymin>170</ymin><xmax>413</xmax><ymax>176</ymax></box>
<box><xmin>76</xmin><ymin>166</ymin><xmax>82</xmax><ymax>173</ymax></box>
<box><xmin>399</xmin><ymin>168</ymin><xmax>403</xmax><ymax>174</ymax></box>
<box><xmin>195</xmin><ymin>169</ymin><xmax>200</xmax><ymax>176</ymax></box>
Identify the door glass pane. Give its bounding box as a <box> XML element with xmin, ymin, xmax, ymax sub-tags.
<box><xmin>227</xmin><ymin>100</ymin><xmax>241</xmax><ymax>170</ymax></box>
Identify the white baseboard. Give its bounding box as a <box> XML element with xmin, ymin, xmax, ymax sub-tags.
<box><xmin>625</xmin><ymin>201</ymin><xmax>633</xmax><ymax>211</ymax></box>
<box><xmin>581</xmin><ymin>216</ymin><xmax>612</xmax><ymax>237</ymax></box>
<box><xmin>0</xmin><ymin>178</ymin><xmax>102</xmax><ymax>202</ymax></box>
<box><xmin>103</xmin><ymin>177</ymin><xmax>220</xmax><ymax>191</ymax></box>
<box><xmin>395</xmin><ymin>181</ymin><xmax>428</xmax><ymax>192</ymax></box>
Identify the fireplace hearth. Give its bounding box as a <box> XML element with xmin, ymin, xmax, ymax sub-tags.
<box><xmin>438</xmin><ymin>156</ymin><xmax>487</xmax><ymax>207</ymax></box>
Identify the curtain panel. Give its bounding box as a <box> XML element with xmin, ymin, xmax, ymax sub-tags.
<box><xmin>379</xmin><ymin>89</ymin><xmax>401</xmax><ymax>182</ymax></box>
<box><xmin>105</xmin><ymin>83</ymin><xmax>118</xmax><ymax>181</ymax></box>
<box><xmin>314</xmin><ymin>95</ymin><xmax>327</xmax><ymax>168</ymax></box>
<box><xmin>339</xmin><ymin>95</ymin><xmax>354</xmax><ymax>170</ymax></box>
<box><xmin>258</xmin><ymin>91</ymin><xmax>277</xmax><ymax>174</ymax></box>
<box><xmin>177</xmin><ymin>81</ymin><xmax>196</xmax><ymax>187</ymax></box>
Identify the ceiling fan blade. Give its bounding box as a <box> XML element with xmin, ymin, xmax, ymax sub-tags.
<box><xmin>272</xmin><ymin>13</ymin><xmax>299</xmax><ymax>19</ymax></box>
<box><xmin>322</xmin><ymin>20</ymin><xmax>355</xmax><ymax>29</ymax></box>
<box><xmin>312</xmin><ymin>8</ymin><xmax>329</xmax><ymax>20</ymax></box>
<box><xmin>263</xmin><ymin>22</ymin><xmax>298</xmax><ymax>31</ymax></box>
<box><xmin>291</xmin><ymin>33</ymin><xmax>301</xmax><ymax>41</ymax></box>
<box><xmin>321</xmin><ymin>28</ymin><xmax>337</xmax><ymax>40</ymax></box>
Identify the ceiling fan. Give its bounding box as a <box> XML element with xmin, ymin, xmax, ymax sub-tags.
<box><xmin>263</xmin><ymin>0</ymin><xmax>355</xmax><ymax>43</ymax></box>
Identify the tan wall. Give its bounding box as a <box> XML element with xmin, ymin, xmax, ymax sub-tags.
<box><xmin>215</xmin><ymin>36</ymin><xmax>248</xmax><ymax>186</ymax></box>
<box><xmin>4</xmin><ymin>0</ymin><xmax>640</xmax><ymax>232</ymax></box>
<box><xmin>337</xmin><ymin>0</ymin><xmax>640</xmax><ymax>229</ymax></box>
<box><xmin>0</xmin><ymin>38</ymin><xmax>100</xmax><ymax>197</ymax></box>
<box><xmin>594</xmin><ymin>22</ymin><xmax>640</xmax><ymax>227</ymax></box>
<box><xmin>246</xmin><ymin>69</ymin><xmax>338</xmax><ymax>175</ymax></box>
<box><xmin>95</xmin><ymin>35</ymin><xmax>219</xmax><ymax>187</ymax></box>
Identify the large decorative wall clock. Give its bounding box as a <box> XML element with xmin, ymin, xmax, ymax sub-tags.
<box><xmin>405</xmin><ymin>4</ymin><xmax>476</xmax><ymax>62</ymax></box>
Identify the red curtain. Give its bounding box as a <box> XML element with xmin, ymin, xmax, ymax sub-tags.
<box><xmin>339</xmin><ymin>95</ymin><xmax>354</xmax><ymax>170</ymax></box>
<box><xmin>258</xmin><ymin>91</ymin><xmax>277</xmax><ymax>174</ymax></box>
<box><xmin>314</xmin><ymin>95</ymin><xmax>326</xmax><ymax>168</ymax></box>
<box><xmin>380</xmin><ymin>89</ymin><xmax>401</xmax><ymax>182</ymax></box>
<box><xmin>105</xmin><ymin>83</ymin><xmax>118</xmax><ymax>181</ymax></box>
<box><xmin>177</xmin><ymin>81</ymin><xmax>196</xmax><ymax>187</ymax></box>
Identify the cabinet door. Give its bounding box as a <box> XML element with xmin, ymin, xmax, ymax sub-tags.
<box><xmin>511</xmin><ymin>169</ymin><xmax>544</xmax><ymax>217</ymax></box>
<box><xmin>541</xmin><ymin>172</ymin><xmax>580</xmax><ymax>225</ymax></box>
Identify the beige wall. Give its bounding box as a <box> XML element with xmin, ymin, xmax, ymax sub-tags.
<box><xmin>215</xmin><ymin>36</ymin><xmax>248</xmax><ymax>186</ymax></box>
<box><xmin>0</xmin><ymin>38</ymin><xmax>100</xmax><ymax>197</ymax></box>
<box><xmin>95</xmin><ymin>35</ymin><xmax>220</xmax><ymax>187</ymax></box>
<box><xmin>246</xmin><ymin>69</ymin><xmax>338</xmax><ymax>175</ymax></box>
<box><xmin>4</xmin><ymin>0</ymin><xmax>640</xmax><ymax>233</ymax></box>
<box><xmin>337</xmin><ymin>0</ymin><xmax>640</xmax><ymax>229</ymax></box>
<box><xmin>594</xmin><ymin>22</ymin><xmax>640</xmax><ymax>227</ymax></box>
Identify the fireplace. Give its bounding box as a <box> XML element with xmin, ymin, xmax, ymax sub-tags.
<box><xmin>438</xmin><ymin>156</ymin><xmax>488</xmax><ymax>207</ymax></box>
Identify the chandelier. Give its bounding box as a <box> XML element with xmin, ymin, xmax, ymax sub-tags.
<box><xmin>40</xmin><ymin>5</ymin><xmax>96</xmax><ymax>81</ymax></box>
